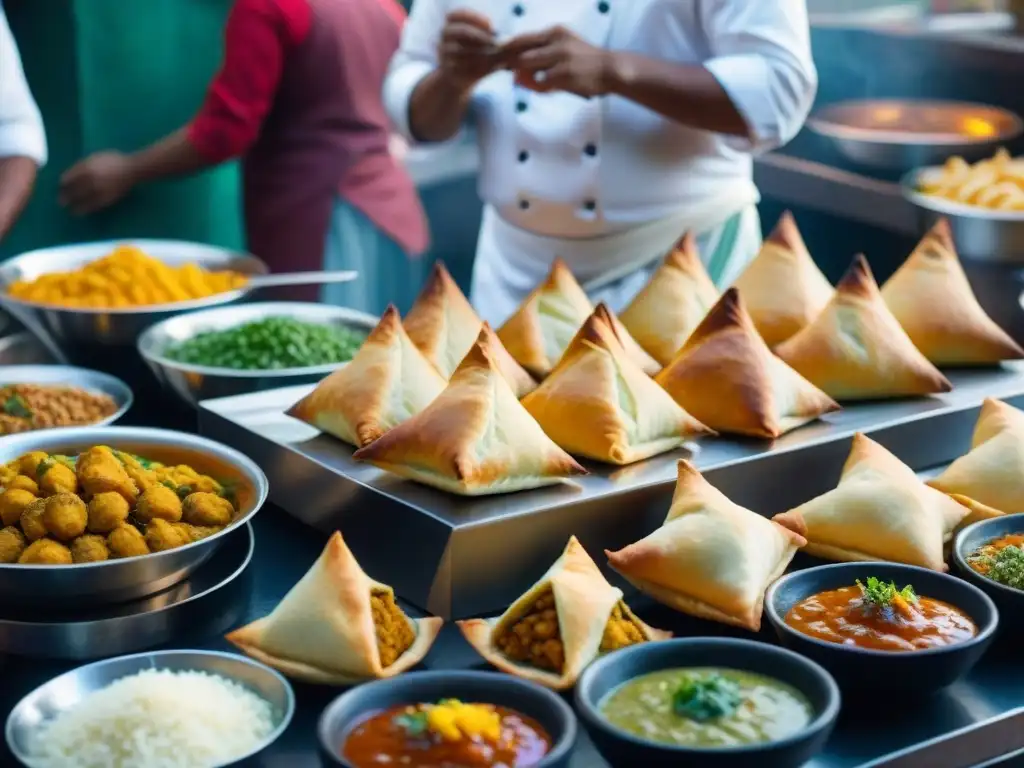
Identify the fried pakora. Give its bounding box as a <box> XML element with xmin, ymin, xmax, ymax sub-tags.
<box><xmin>87</xmin><ymin>491</ymin><xmax>130</xmax><ymax>534</ymax></box>
<box><xmin>107</xmin><ymin>523</ymin><xmax>149</xmax><ymax>558</ymax></box>
<box><xmin>0</xmin><ymin>446</ymin><xmax>236</xmax><ymax>566</ymax></box>
<box><xmin>39</xmin><ymin>461</ymin><xmax>78</xmax><ymax>495</ymax></box>
<box><xmin>145</xmin><ymin>518</ymin><xmax>190</xmax><ymax>552</ymax></box>
<box><xmin>136</xmin><ymin>485</ymin><xmax>183</xmax><ymax>523</ymax></box>
<box><xmin>19</xmin><ymin>499</ymin><xmax>48</xmax><ymax>541</ymax></box>
<box><xmin>6</xmin><ymin>475</ymin><xmax>38</xmax><ymax>494</ymax></box>
<box><xmin>182</xmin><ymin>492</ymin><xmax>234</xmax><ymax>527</ymax></box>
<box><xmin>0</xmin><ymin>526</ymin><xmax>26</xmax><ymax>563</ymax></box>
<box><xmin>18</xmin><ymin>538</ymin><xmax>73</xmax><ymax>565</ymax></box>
<box><xmin>76</xmin><ymin>446</ymin><xmax>138</xmax><ymax>503</ymax></box>
<box><xmin>43</xmin><ymin>493</ymin><xmax>88</xmax><ymax>541</ymax></box>
<box><xmin>71</xmin><ymin>534</ymin><xmax>110</xmax><ymax>563</ymax></box>
<box><xmin>0</xmin><ymin>488</ymin><xmax>36</xmax><ymax>527</ymax></box>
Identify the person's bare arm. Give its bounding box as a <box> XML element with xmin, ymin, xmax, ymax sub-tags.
<box><xmin>0</xmin><ymin>156</ymin><xmax>36</xmax><ymax>241</ymax></box>
<box><xmin>407</xmin><ymin>69</ymin><xmax>477</xmax><ymax>143</ymax></box>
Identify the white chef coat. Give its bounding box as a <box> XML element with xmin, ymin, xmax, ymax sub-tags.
<box><xmin>383</xmin><ymin>0</ymin><xmax>816</xmax><ymax>324</ymax></box>
<box><xmin>0</xmin><ymin>7</ymin><xmax>47</xmax><ymax>166</ymax></box>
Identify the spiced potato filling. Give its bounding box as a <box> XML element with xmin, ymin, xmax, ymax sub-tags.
<box><xmin>495</xmin><ymin>589</ymin><xmax>649</xmax><ymax>673</ymax></box>
<box><xmin>371</xmin><ymin>589</ymin><xmax>416</xmax><ymax>667</ymax></box>
<box><xmin>600</xmin><ymin>601</ymin><xmax>648</xmax><ymax>652</ymax></box>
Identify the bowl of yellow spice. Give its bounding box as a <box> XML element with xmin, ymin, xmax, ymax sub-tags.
<box><xmin>0</xmin><ymin>240</ymin><xmax>267</xmax><ymax>348</ymax></box>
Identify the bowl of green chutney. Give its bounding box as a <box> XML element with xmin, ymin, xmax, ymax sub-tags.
<box><xmin>137</xmin><ymin>302</ymin><xmax>377</xmax><ymax>407</ymax></box>
<box><xmin>575</xmin><ymin>638</ymin><xmax>840</xmax><ymax>768</ymax></box>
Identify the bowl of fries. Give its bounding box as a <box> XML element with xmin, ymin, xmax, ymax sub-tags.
<box><xmin>902</xmin><ymin>149</ymin><xmax>1024</xmax><ymax>264</ymax></box>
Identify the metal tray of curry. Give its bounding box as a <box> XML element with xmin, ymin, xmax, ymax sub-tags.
<box><xmin>0</xmin><ymin>426</ymin><xmax>268</xmax><ymax>609</ymax></box>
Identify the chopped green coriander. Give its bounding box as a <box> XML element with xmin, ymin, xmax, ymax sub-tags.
<box><xmin>857</xmin><ymin>577</ymin><xmax>918</xmax><ymax>609</ymax></box>
<box><xmin>672</xmin><ymin>673</ymin><xmax>743</xmax><ymax>722</ymax></box>
<box><xmin>970</xmin><ymin>544</ymin><xmax>1024</xmax><ymax>591</ymax></box>
<box><xmin>165</xmin><ymin>316</ymin><xmax>366</xmax><ymax>370</ymax></box>
<box><xmin>393</xmin><ymin>710</ymin><xmax>429</xmax><ymax>737</ymax></box>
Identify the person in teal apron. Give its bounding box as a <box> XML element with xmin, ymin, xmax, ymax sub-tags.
<box><xmin>58</xmin><ymin>0</ymin><xmax>427</xmax><ymax>312</ymax></box>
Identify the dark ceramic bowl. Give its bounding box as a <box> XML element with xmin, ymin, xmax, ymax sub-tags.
<box><xmin>575</xmin><ymin>638</ymin><xmax>840</xmax><ymax>768</ymax></box>
<box><xmin>954</xmin><ymin>514</ymin><xmax>1024</xmax><ymax>630</ymax></box>
<box><xmin>317</xmin><ymin>670</ymin><xmax>576</xmax><ymax>767</ymax></box>
<box><xmin>765</xmin><ymin>562</ymin><xmax>998</xmax><ymax>696</ymax></box>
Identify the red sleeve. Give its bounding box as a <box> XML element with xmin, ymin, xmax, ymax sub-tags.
<box><xmin>187</xmin><ymin>0</ymin><xmax>312</xmax><ymax>163</ymax></box>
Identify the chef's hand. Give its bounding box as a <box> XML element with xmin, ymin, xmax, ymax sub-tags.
<box><xmin>438</xmin><ymin>10</ymin><xmax>502</xmax><ymax>92</ymax></box>
<box><xmin>502</xmin><ymin>26</ymin><xmax>615</xmax><ymax>98</ymax></box>
<box><xmin>60</xmin><ymin>151</ymin><xmax>137</xmax><ymax>215</ymax></box>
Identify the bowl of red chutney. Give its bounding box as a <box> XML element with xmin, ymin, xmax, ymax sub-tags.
<box><xmin>317</xmin><ymin>670</ymin><xmax>576</xmax><ymax>768</ymax></box>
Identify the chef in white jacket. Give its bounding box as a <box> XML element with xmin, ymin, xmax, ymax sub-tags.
<box><xmin>0</xmin><ymin>6</ymin><xmax>46</xmax><ymax>243</ymax></box>
<box><xmin>384</xmin><ymin>0</ymin><xmax>816</xmax><ymax>326</ymax></box>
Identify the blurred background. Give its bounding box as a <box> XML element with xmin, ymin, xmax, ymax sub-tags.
<box><xmin>3</xmin><ymin>0</ymin><xmax>1023</xmax><ymax>308</ymax></box>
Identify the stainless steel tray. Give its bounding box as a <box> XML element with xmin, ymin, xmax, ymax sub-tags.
<box><xmin>198</xmin><ymin>364</ymin><xmax>1024</xmax><ymax>619</ymax></box>
<box><xmin>0</xmin><ymin>523</ymin><xmax>253</xmax><ymax>660</ymax></box>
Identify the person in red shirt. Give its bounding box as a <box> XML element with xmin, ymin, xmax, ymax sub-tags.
<box><xmin>59</xmin><ymin>0</ymin><xmax>428</xmax><ymax>310</ymax></box>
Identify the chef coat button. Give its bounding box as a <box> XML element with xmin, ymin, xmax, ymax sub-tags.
<box><xmin>519</xmin><ymin>199</ymin><xmax>530</xmax><ymax>210</ymax></box>
<box><xmin>597</xmin><ymin>1</ymin><xmax>610</xmax><ymax>12</ymax></box>
<box><xmin>513</xmin><ymin>3</ymin><xmax>524</xmax><ymax>15</ymax></box>
<box><xmin>518</xmin><ymin>150</ymin><xmax>529</xmax><ymax>163</ymax></box>
<box><xmin>516</xmin><ymin>100</ymin><xmax>528</xmax><ymax>113</ymax></box>
<box><xmin>584</xmin><ymin>143</ymin><xmax>597</xmax><ymax>157</ymax></box>
<box><xmin>583</xmin><ymin>199</ymin><xmax>597</xmax><ymax>211</ymax></box>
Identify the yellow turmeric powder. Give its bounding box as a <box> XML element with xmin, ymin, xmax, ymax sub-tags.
<box><xmin>6</xmin><ymin>245</ymin><xmax>248</xmax><ymax>308</ymax></box>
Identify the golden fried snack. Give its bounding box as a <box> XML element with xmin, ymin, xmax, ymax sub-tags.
<box><xmin>18</xmin><ymin>451</ymin><xmax>49</xmax><ymax>477</ymax></box>
<box><xmin>175</xmin><ymin>522</ymin><xmax>223</xmax><ymax>543</ymax></box>
<box><xmin>0</xmin><ymin>526</ymin><xmax>26</xmax><ymax>563</ymax></box>
<box><xmin>182</xmin><ymin>492</ymin><xmax>234</xmax><ymax>527</ymax></box>
<box><xmin>71</xmin><ymin>534</ymin><xmax>110</xmax><ymax>563</ymax></box>
<box><xmin>18</xmin><ymin>538</ymin><xmax>73</xmax><ymax>565</ymax></box>
<box><xmin>76</xmin><ymin>446</ymin><xmax>138</xmax><ymax>503</ymax></box>
<box><xmin>20</xmin><ymin>499</ymin><xmax>48</xmax><ymax>541</ymax></box>
<box><xmin>136</xmin><ymin>485</ymin><xmax>183</xmax><ymax>523</ymax></box>
<box><xmin>0</xmin><ymin>488</ymin><xmax>36</xmax><ymax>527</ymax></box>
<box><xmin>145</xmin><ymin>518</ymin><xmax>190</xmax><ymax>552</ymax></box>
<box><xmin>39</xmin><ymin>462</ymin><xmax>78</xmax><ymax>496</ymax></box>
<box><xmin>43</xmin><ymin>493</ymin><xmax>88</xmax><ymax>541</ymax></box>
<box><xmin>87</xmin><ymin>491</ymin><xmax>130</xmax><ymax>534</ymax></box>
<box><xmin>6</xmin><ymin>475</ymin><xmax>39</xmax><ymax>494</ymax></box>
<box><xmin>919</xmin><ymin>149</ymin><xmax>1024</xmax><ymax>211</ymax></box>
<box><xmin>107</xmin><ymin>523</ymin><xmax>149</xmax><ymax>558</ymax></box>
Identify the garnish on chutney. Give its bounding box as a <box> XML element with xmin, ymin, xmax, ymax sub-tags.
<box><xmin>857</xmin><ymin>576</ymin><xmax>918</xmax><ymax>619</ymax></box>
<box><xmin>969</xmin><ymin>541</ymin><xmax>1024</xmax><ymax>591</ymax></box>
<box><xmin>3</xmin><ymin>394</ymin><xmax>32</xmax><ymax>419</ymax></box>
<box><xmin>394</xmin><ymin>709</ymin><xmax>429</xmax><ymax>738</ymax></box>
<box><xmin>672</xmin><ymin>674</ymin><xmax>743</xmax><ymax>722</ymax></box>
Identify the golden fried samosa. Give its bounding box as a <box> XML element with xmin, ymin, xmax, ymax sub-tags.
<box><xmin>227</xmin><ymin>531</ymin><xmax>442</xmax><ymax>684</ymax></box>
<box><xmin>458</xmin><ymin>536</ymin><xmax>670</xmax><ymax>690</ymax></box>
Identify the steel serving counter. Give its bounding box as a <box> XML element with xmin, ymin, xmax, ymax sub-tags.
<box><xmin>198</xmin><ymin>363</ymin><xmax>1024</xmax><ymax>620</ymax></box>
<box><xmin>4</xmin><ymin>505</ymin><xmax>1024</xmax><ymax>768</ymax></box>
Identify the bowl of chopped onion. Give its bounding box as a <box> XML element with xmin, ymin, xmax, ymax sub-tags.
<box><xmin>6</xmin><ymin>649</ymin><xmax>295</xmax><ymax>768</ymax></box>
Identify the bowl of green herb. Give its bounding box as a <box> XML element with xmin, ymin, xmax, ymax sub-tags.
<box><xmin>764</xmin><ymin>562</ymin><xmax>998</xmax><ymax>697</ymax></box>
<box><xmin>955</xmin><ymin>514</ymin><xmax>1024</xmax><ymax>629</ymax></box>
<box><xmin>137</xmin><ymin>302</ymin><xmax>377</xmax><ymax>407</ymax></box>
<box><xmin>575</xmin><ymin>638</ymin><xmax>839</xmax><ymax>768</ymax></box>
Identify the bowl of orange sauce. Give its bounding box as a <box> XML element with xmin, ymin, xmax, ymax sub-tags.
<box><xmin>764</xmin><ymin>563</ymin><xmax>998</xmax><ymax>697</ymax></box>
<box><xmin>317</xmin><ymin>670</ymin><xmax>576</xmax><ymax>768</ymax></box>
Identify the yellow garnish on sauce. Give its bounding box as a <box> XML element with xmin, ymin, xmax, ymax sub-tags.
<box><xmin>424</xmin><ymin>700</ymin><xmax>501</xmax><ymax>743</ymax></box>
<box><xmin>6</xmin><ymin>245</ymin><xmax>248</xmax><ymax>309</ymax></box>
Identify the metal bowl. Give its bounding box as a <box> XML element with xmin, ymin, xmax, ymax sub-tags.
<box><xmin>0</xmin><ymin>239</ymin><xmax>268</xmax><ymax>348</ymax></box>
<box><xmin>0</xmin><ymin>365</ymin><xmax>133</xmax><ymax>429</ymax></box>
<box><xmin>808</xmin><ymin>100</ymin><xmax>1023</xmax><ymax>172</ymax></box>
<box><xmin>901</xmin><ymin>167</ymin><xmax>1024</xmax><ymax>264</ymax></box>
<box><xmin>6</xmin><ymin>649</ymin><xmax>295</xmax><ymax>768</ymax></box>
<box><xmin>0</xmin><ymin>426</ymin><xmax>268</xmax><ymax>608</ymax></box>
<box><xmin>137</xmin><ymin>302</ymin><xmax>378</xmax><ymax>407</ymax></box>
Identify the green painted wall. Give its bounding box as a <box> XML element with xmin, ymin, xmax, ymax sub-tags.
<box><xmin>3</xmin><ymin>0</ymin><xmax>244</xmax><ymax>258</ymax></box>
